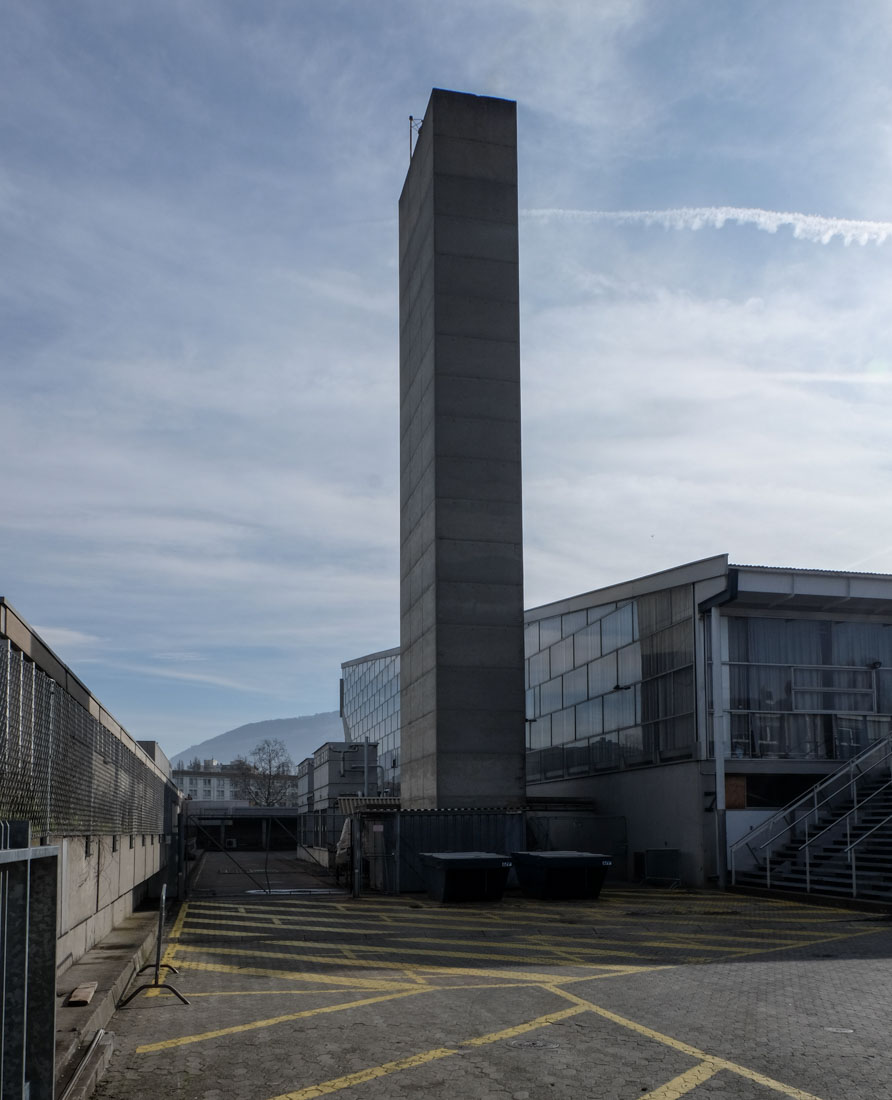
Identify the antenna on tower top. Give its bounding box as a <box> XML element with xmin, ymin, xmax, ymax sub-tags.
<box><xmin>409</xmin><ymin>115</ymin><xmax>423</xmax><ymax>160</ymax></box>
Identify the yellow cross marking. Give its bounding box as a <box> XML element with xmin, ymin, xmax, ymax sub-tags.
<box><xmin>644</xmin><ymin>1061</ymin><xmax>722</xmax><ymax>1098</ymax></box>
<box><xmin>172</xmin><ymin>942</ymin><xmax>609</xmax><ymax>984</ymax></box>
<box><xmin>136</xmin><ymin>987</ymin><xmax>431</xmax><ymax>1053</ymax></box>
<box><xmin>263</xmin><ymin>1005</ymin><xmax>587</xmax><ymax>1100</ymax></box>
<box><xmin>171</xmin><ymin>957</ymin><xmax>417</xmax><ymax>991</ymax></box>
<box><xmin>266</xmin><ymin>936</ymin><xmax>644</xmax><ymax>965</ymax></box>
<box><xmin>546</xmin><ymin>985</ymin><xmax>824</xmax><ymax>1100</ymax></box>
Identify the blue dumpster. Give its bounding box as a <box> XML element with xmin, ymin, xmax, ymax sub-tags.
<box><xmin>419</xmin><ymin>852</ymin><xmax>513</xmax><ymax>903</ymax></box>
<box><xmin>510</xmin><ymin>851</ymin><xmax>613</xmax><ymax>900</ymax></box>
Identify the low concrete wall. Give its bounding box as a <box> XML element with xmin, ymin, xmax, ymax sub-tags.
<box><xmin>297</xmin><ymin>845</ymin><xmax>333</xmax><ymax>870</ymax></box>
<box><xmin>55</xmin><ymin>833</ymin><xmax>171</xmax><ymax>973</ymax></box>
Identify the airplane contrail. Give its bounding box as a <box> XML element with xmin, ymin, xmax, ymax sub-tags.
<box><xmin>521</xmin><ymin>206</ymin><xmax>892</xmax><ymax>246</ymax></box>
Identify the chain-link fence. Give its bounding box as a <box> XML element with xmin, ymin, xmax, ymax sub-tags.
<box><xmin>0</xmin><ymin>640</ymin><xmax>168</xmax><ymax>835</ymax></box>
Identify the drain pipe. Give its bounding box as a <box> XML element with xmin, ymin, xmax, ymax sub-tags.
<box><xmin>710</xmin><ymin>606</ymin><xmax>728</xmax><ymax>888</ymax></box>
<box><xmin>352</xmin><ymin>813</ymin><xmax>362</xmax><ymax>898</ymax></box>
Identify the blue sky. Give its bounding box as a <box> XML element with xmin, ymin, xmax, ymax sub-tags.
<box><xmin>3</xmin><ymin>1</ymin><xmax>891</xmax><ymax>758</ymax></box>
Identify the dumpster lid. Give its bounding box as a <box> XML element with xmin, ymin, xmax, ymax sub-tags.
<box><xmin>420</xmin><ymin>851</ymin><xmax>512</xmax><ymax>863</ymax></box>
<box><xmin>511</xmin><ymin>850</ymin><xmax>613</xmax><ymax>863</ymax></box>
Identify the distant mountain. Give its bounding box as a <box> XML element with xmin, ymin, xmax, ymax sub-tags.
<box><xmin>169</xmin><ymin>712</ymin><xmax>344</xmax><ymax>770</ymax></box>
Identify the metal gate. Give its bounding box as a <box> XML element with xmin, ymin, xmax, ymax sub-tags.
<box><xmin>362</xmin><ymin>811</ymin><xmax>525</xmax><ymax>894</ymax></box>
<box><xmin>185</xmin><ymin>809</ymin><xmax>343</xmax><ymax>896</ymax></box>
<box><xmin>0</xmin><ymin>821</ymin><xmax>58</xmax><ymax>1100</ymax></box>
<box><xmin>361</xmin><ymin>810</ymin><xmax>627</xmax><ymax>895</ymax></box>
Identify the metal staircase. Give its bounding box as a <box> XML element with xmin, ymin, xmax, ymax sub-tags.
<box><xmin>729</xmin><ymin>737</ymin><xmax>892</xmax><ymax>903</ymax></box>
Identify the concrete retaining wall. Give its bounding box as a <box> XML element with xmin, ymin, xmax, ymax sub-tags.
<box><xmin>55</xmin><ymin>832</ymin><xmax>171</xmax><ymax>972</ymax></box>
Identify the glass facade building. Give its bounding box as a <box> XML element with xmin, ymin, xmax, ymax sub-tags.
<box><xmin>337</xmin><ymin>557</ymin><xmax>892</xmax><ymax>884</ymax></box>
<box><xmin>524</xmin><ymin>583</ymin><xmax>696</xmax><ymax>781</ymax></box>
<box><xmin>725</xmin><ymin>615</ymin><xmax>892</xmax><ymax>761</ymax></box>
<box><xmin>339</xmin><ymin>558</ymin><xmax>892</xmax><ymax>816</ymax></box>
<box><xmin>340</xmin><ymin>647</ymin><xmax>401</xmax><ymax>796</ymax></box>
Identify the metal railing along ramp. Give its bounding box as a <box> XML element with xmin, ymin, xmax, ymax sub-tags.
<box><xmin>1</xmin><ymin>821</ymin><xmax>59</xmax><ymax>1100</ymax></box>
<box><xmin>729</xmin><ymin>737</ymin><xmax>892</xmax><ymax>902</ymax></box>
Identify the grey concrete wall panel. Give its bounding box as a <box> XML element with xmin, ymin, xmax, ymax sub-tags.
<box><xmin>399</xmin><ymin>89</ymin><xmax>525</xmax><ymax>809</ymax></box>
<box><xmin>526</xmin><ymin>762</ymin><xmax>711</xmax><ymax>885</ymax></box>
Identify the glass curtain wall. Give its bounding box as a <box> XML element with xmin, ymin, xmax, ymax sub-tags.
<box><xmin>525</xmin><ymin>584</ymin><xmax>697</xmax><ymax>781</ymax></box>
<box><xmin>340</xmin><ymin>652</ymin><xmax>401</xmax><ymax>795</ymax></box>
<box><xmin>727</xmin><ymin>616</ymin><xmax>892</xmax><ymax>759</ymax></box>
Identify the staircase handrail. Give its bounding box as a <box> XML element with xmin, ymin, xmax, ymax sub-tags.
<box><xmin>746</xmin><ymin>738</ymin><xmax>892</xmax><ymax>855</ymax></box>
<box><xmin>797</xmin><ymin>777</ymin><xmax>892</xmax><ymax>852</ymax></box>
<box><xmin>756</xmin><ymin>770</ymin><xmax>881</xmax><ymax>853</ymax></box>
<box><xmin>844</xmin><ymin>809</ymin><xmax>892</xmax><ymax>855</ymax></box>
<box><xmin>729</xmin><ymin>736</ymin><xmax>892</xmax><ymax>883</ymax></box>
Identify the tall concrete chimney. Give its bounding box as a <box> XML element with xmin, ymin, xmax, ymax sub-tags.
<box><xmin>398</xmin><ymin>89</ymin><xmax>525</xmax><ymax>809</ymax></box>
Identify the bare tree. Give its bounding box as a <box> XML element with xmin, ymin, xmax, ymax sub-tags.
<box><xmin>234</xmin><ymin>739</ymin><xmax>295</xmax><ymax>806</ymax></box>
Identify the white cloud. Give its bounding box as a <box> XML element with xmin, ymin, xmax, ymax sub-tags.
<box><xmin>31</xmin><ymin>626</ymin><xmax>100</xmax><ymax>653</ymax></box>
<box><xmin>524</xmin><ymin>207</ymin><xmax>892</xmax><ymax>246</ymax></box>
<box><xmin>3</xmin><ymin>1</ymin><xmax>892</xmax><ymax>754</ymax></box>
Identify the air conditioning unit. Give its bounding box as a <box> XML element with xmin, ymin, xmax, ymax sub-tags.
<box><xmin>224</xmin><ymin>839</ymin><xmax>237</xmax><ymax>850</ymax></box>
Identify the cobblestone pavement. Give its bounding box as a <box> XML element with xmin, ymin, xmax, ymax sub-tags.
<box><xmin>95</xmin><ymin>881</ymin><xmax>892</xmax><ymax>1100</ymax></box>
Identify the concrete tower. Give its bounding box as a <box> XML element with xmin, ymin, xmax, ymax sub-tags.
<box><xmin>399</xmin><ymin>89</ymin><xmax>525</xmax><ymax>809</ymax></box>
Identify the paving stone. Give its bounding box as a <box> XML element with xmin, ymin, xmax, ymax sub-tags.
<box><xmin>94</xmin><ymin>870</ymin><xmax>892</xmax><ymax>1100</ymax></box>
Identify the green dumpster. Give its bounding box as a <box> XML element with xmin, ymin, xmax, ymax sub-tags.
<box><xmin>419</xmin><ymin>852</ymin><xmax>513</xmax><ymax>903</ymax></box>
<box><xmin>510</xmin><ymin>851</ymin><xmax>613</xmax><ymax>900</ymax></box>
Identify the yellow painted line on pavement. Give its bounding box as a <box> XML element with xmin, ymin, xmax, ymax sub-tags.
<box><xmin>562</xmin><ymin>965</ymin><xmax>671</xmax><ymax>981</ymax></box>
<box><xmin>183</xmin><ymin>916</ymin><xmax>394</xmax><ymax>936</ymax></box>
<box><xmin>173</xmin><ymin>942</ymin><xmax>597</xmax><ymax>985</ymax></box>
<box><xmin>265</xmin><ymin>1005</ymin><xmax>587</xmax><ymax>1100</ymax></box>
<box><xmin>547</xmin><ymin>986</ymin><xmax>825</xmax><ymax>1100</ymax></box>
<box><xmin>645</xmin><ymin>1062</ymin><xmax>722</xmax><ymax>1099</ymax></box>
<box><xmin>462</xmin><ymin>1003</ymin><xmax>587</xmax><ymax>1045</ymax></box>
<box><xmin>399</xmin><ymin>932</ymin><xmax>647</xmax><ymax>957</ymax></box>
<box><xmin>269</xmin><ymin>1046</ymin><xmax>459</xmax><ymax>1099</ymax></box>
<box><xmin>183</xmin><ymin>988</ymin><xmax>378</xmax><ymax>998</ymax></box>
<box><xmin>689</xmin><ymin>926</ymin><xmax>886</xmax><ymax>964</ymax></box>
<box><xmin>525</xmin><ymin>932</ymin><xmax>741</xmax><ymax>955</ymax></box>
<box><xmin>136</xmin><ymin>987</ymin><xmax>431</xmax><ymax>1053</ymax></box>
<box><xmin>267</xmin><ymin>937</ymin><xmax>644</xmax><ymax>966</ymax></box>
<box><xmin>145</xmin><ymin>901</ymin><xmax>188</xmax><ymax>997</ymax></box>
<box><xmin>171</xmin><ymin>957</ymin><xmax>416</xmax><ymax>991</ymax></box>
<box><xmin>168</xmin><ymin>901</ymin><xmax>188</xmax><ymax>941</ymax></box>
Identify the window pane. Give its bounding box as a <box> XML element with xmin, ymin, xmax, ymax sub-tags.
<box><xmin>550</xmin><ymin>636</ymin><xmax>574</xmax><ymax>676</ymax></box>
<box><xmin>589</xmin><ymin>653</ymin><xmax>617</xmax><ymax>697</ymax></box>
<box><xmin>562</xmin><ymin>665</ymin><xmax>588</xmax><ymax>707</ymax></box>
<box><xmin>602</xmin><ymin>604</ymin><xmax>634</xmax><ymax>653</ymax></box>
<box><xmin>620</xmin><ymin>726</ymin><xmax>648</xmax><ymax>765</ymax></box>
<box><xmin>618</xmin><ymin>642</ymin><xmax>641</xmax><ymax>685</ymax></box>
<box><xmin>592</xmin><ymin>732</ymin><xmax>620</xmax><ymax>771</ymax></box>
<box><xmin>529</xmin><ymin>650</ymin><xmax>550</xmax><ymax>687</ymax></box>
<box><xmin>562</xmin><ymin>610</ymin><xmax>587</xmax><ymax>638</ymax></box>
<box><xmin>529</xmin><ymin>713</ymin><xmax>551</xmax><ymax>750</ymax></box>
<box><xmin>638</xmin><ymin>590</ymin><xmax>672</xmax><ymax>636</ymax></box>
<box><xmin>552</xmin><ymin>707</ymin><xmax>575</xmax><ymax>745</ymax></box>
<box><xmin>575</xmin><ymin>698</ymin><xmax>603</xmax><ymax>739</ymax></box>
<box><xmin>539</xmin><ymin>616</ymin><xmax>562</xmax><ymax>648</ymax></box>
<box><xmin>604</xmin><ymin>687</ymin><xmax>636</xmax><ymax>731</ymax></box>
<box><xmin>574</xmin><ymin>622</ymin><xmax>601</xmax><ymax>665</ymax></box>
<box><xmin>832</xmin><ymin>622</ymin><xmax>892</xmax><ymax>667</ymax></box>
<box><xmin>540</xmin><ymin>676</ymin><xmax>562</xmax><ymax>713</ymax></box>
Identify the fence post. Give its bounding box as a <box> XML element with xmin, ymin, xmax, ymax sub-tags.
<box><xmin>352</xmin><ymin>813</ymin><xmax>362</xmax><ymax>898</ymax></box>
<box><xmin>118</xmin><ymin>885</ymin><xmax>189</xmax><ymax>1006</ymax></box>
<box><xmin>0</xmin><ymin>821</ymin><xmax>59</xmax><ymax>1100</ymax></box>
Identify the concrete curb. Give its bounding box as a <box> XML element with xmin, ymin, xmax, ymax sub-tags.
<box><xmin>55</xmin><ymin>909</ymin><xmax>160</xmax><ymax>1098</ymax></box>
